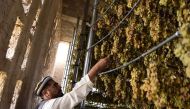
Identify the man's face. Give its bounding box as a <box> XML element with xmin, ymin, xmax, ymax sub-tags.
<box><xmin>42</xmin><ymin>80</ymin><xmax>63</xmax><ymax>99</ymax></box>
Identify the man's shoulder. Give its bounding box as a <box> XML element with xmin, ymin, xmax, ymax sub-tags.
<box><xmin>36</xmin><ymin>99</ymin><xmax>56</xmax><ymax>109</ymax></box>
<box><xmin>42</xmin><ymin>99</ymin><xmax>56</xmax><ymax>108</ymax></box>
<box><xmin>35</xmin><ymin>100</ymin><xmax>47</xmax><ymax>109</ymax></box>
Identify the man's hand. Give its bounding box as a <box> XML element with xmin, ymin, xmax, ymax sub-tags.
<box><xmin>88</xmin><ymin>56</ymin><xmax>109</xmax><ymax>81</ymax></box>
<box><xmin>95</xmin><ymin>56</ymin><xmax>109</xmax><ymax>71</ymax></box>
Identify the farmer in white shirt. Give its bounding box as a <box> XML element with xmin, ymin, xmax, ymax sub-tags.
<box><xmin>34</xmin><ymin>57</ymin><xmax>109</xmax><ymax>109</ymax></box>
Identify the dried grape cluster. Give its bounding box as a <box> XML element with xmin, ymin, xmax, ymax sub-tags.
<box><xmin>174</xmin><ymin>0</ymin><xmax>190</xmax><ymax>78</ymax></box>
<box><xmin>175</xmin><ymin>24</ymin><xmax>190</xmax><ymax>78</ymax></box>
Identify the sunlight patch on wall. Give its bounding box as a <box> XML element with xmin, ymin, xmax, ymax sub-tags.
<box><xmin>6</xmin><ymin>18</ymin><xmax>23</xmax><ymax>60</ymax></box>
<box><xmin>52</xmin><ymin>42</ymin><xmax>69</xmax><ymax>82</ymax></box>
<box><xmin>54</xmin><ymin>42</ymin><xmax>69</xmax><ymax>66</ymax></box>
<box><xmin>0</xmin><ymin>71</ymin><xmax>7</xmax><ymax>102</ymax></box>
<box><xmin>10</xmin><ymin>80</ymin><xmax>23</xmax><ymax>109</ymax></box>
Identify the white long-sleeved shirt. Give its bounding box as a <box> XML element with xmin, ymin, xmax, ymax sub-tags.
<box><xmin>42</xmin><ymin>75</ymin><xmax>93</xmax><ymax>109</ymax></box>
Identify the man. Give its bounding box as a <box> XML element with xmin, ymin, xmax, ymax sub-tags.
<box><xmin>34</xmin><ymin>57</ymin><xmax>109</xmax><ymax>109</ymax></box>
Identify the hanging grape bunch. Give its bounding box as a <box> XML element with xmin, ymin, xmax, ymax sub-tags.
<box><xmin>175</xmin><ymin>24</ymin><xmax>190</xmax><ymax>78</ymax></box>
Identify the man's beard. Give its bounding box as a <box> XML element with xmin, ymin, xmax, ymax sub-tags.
<box><xmin>56</xmin><ymin>89</ymin><xmax>64</xmax><ymax>98</ymax></box>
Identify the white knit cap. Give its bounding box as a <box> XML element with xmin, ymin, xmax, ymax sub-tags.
<box><xmin>35</xmin><ymin>76</ymin><xmax>52</xmax><ymax>96</ymax></box>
